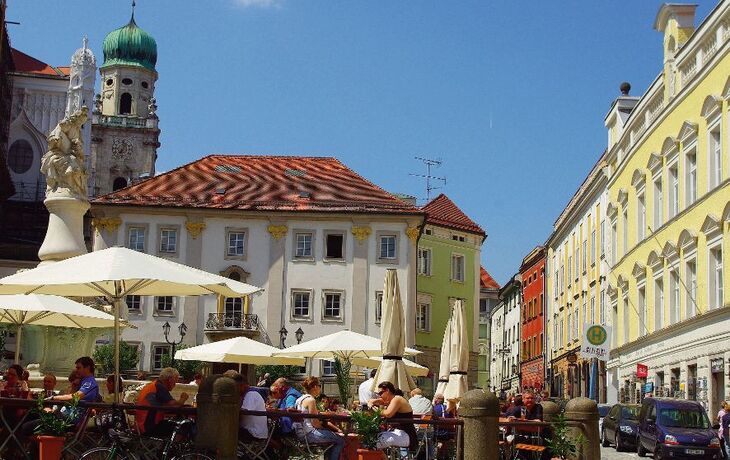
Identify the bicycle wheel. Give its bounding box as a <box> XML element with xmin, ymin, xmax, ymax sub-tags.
<box><xmin>172</xmin><ymin>452</ymin><xmax>216</xmax><ymax>460</ymax></box>
<box><xmin>79</xmin><ymin>446</ymin><xmax>137</xmax><ymax>460</ymax></box>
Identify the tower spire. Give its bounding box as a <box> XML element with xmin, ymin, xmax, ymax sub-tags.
<box><xmin>131</xmin><ymin>0</ymin><xmax>136</xmax><ymax>22</ymax></box>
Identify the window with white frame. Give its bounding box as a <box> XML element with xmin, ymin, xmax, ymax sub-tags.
<box><xmin>611</xmin><ymin>218</ymin><xmax>618</xmax><ymax>263</ymax></box>
<box><xmin>417</xmin><ymin>248</ymin><xmax>432</xmax><ymax>276</ymax></box>
<box><xmin>686</xmin><ymin>258</ymin><xmax>697</xmax><ymax>319</ymax></box>
<box><xmin>653</xmin><ymin>177</ymin><xmax>663</xmax><ymax>230</ymax></box>
<box><xmin>553</xmin><ymin>317</ymin><xmax>558</xmax><ymax>349</ymax></box>
<box><xmin>559</xmin><ymin>316</ymin><xmax>564</xmax><ymax>348</ymax></box>
<box><xmin>323</xmin><ymin>291</ymin><xmax>343</xmax><ymax>320</ymax></box>
<box><xmin>582</xmin><ymin>239</ymin><xmax>587</xmax><ymax>272</ymax></box>
<box><xmin>379</xmin><ymin>235</ymin><xmax>397</xmax><ymax>261</ymax></box>
<box><xmin>669</xmin><ymin>268</ymin><xmax>680</xmax><ymax>325</ymax></box>
<box><xmin>638</xmin><ymin>286</ymin><xmax>646</xmax><ymax>337</ymax></box>
<box><xmin>451</xmin><ymin>254</ymin><xmax>465</xmax><ymax>282</ymax></box>
<box><xmin>685</xmin><ymin>149</ymin><xmax>697</xmax><ymax>206</ymax></box>
<box><xmin>567</xmin><ymin>255</ymin><xmax>572</xmax><ymax>284</ymax></box>
<box><xmin>590</xmin><ymin>296</ymin><xmax>595</xmax><ymax>325</ymax></box>
<box><xmin>322</xmin><ymin>360</ymin><xmax>336</xmax><ymax>376</ymax></box>
<box><xmin>600</xmin><ymin>220</ymin><xmax>605</xmax><ymax>257</ymax></box>
<box><xmin>622</xmin><ymin>209</ymin><xmax>628</xmax><ymax>256</ymax></box>
<box><xmin>151</xmin><ymin>344</ymin><xmax>171</xmax><ymax>370</ymax></box>
<box><xmin>374</xmin><ymin>291</ymin><xmax>383</xmax><ymax>323</ymax></box>
<box><xmin>709</xmin><ymin>127</ymin><xmax>722</xmax><ymax>190</ymax></box>
<box><xmin>591</xmin><ymin>229</ymin><xmax>596</xmax><ymax>265</ymax></box>
<box><xmin>581</xmin><ymin>298</ymin><xmax>586</xmax><ymax>329</ymax></box>
<box><xmin>126</xmin><ymin>295</ymin><xmax>141</xmax><ymax>314</ymax></box>
<box><xmin>668</xmin><ymin>164</ymin><xmax>679</xmax><ymax>219</ymax></box>
<box><xmin>599</xmin><ymin>290</ymin><xmax>605</xmax><ymax>325</ymax></box>
<box><xmin>159</xmin><ymin>228</ymin><xmax>178</xmax><ymax>254</ymax></box>
<box><xmin>574</xmin><ymin>243</ymin><xmax>579</xmax><ymax>279</ymax></box>
<box><xmin>567</xmin><ymin>311</ymin><xmax>572</xmax><ymax>341</ymax></box>
<box><xmin>295</xmin><ymin>232</ymin><xmax>313</xmax><ymax>258</ymax></box>
<box><xmin>324</xmin><ymin>233</ymin><xmax>345</xmax><ymax>260</ymax></box>
<box><xmin>559</xmin><ymin>264</ymin><xmax>564</xmax><ymax>293</ymax></box>
<box><xmin>654</xmin><ymin>277</ymin><xmax>664</xmax><ymax>331</ymax></box>
<box><xmin>291</xmin><ymin>290</ymin><xmax>312</xmax><ymax>319</ymax></box>
<box><xmin>227</xmin><ymin>230</ymin><xmax>246</xmax><ymax>257</ymax></box>
<box><xmin>621</xmin><ymin>292</ymin><xmax>630</xmax><ymax>344</ymax></box>
<box><xmin>709</xmin><ymin>245</ymin><xmax>723</xmax><ymax>309</ymax></box>
<box><xmin>128</xmin><ymin>227</ymin><xmax>146</xmax><ymax>252</ymax></box>
<box><xmin>416</xmin><ymin>302</ymin><xmax>431</xmax><ymax>332</ymax></box>
<box><xmin>155</xmin><ymin>296</ymin><xmax>174</xmax><ymax>314</ymax></box>
<box><xmin>637</xmin><ymin>193</ymin><xmax>646</xmax><ymax>242</ymax></box>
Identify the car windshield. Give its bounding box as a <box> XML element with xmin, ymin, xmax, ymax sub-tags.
<box><xmin>659</xmin><ymin>408</ymin><xmax>709</xmax><ymax>429</ymax></box>
<box><xmin>598</xmin><ymin>406</ymin><xmax>611</xmax><ymax>417</ymax></box>
<box><xmin>622</xmin><ymin>406</ymin><xmax>639</xmax><ymax>420</ymax></box>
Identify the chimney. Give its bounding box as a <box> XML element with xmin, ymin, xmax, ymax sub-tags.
<box><xmin>654</xmin><ymin>4</ymin><xmax>698</xmax><ymax>63</ymax></box>
<box><xmin>605</xmin><ymin>82</ymin><xmax>640</xmax><ymax>150</ymax></box>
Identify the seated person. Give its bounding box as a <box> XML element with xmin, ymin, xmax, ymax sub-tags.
<box><xmin>408</xmin><ymin>388</ymin><xmax>433</xmax><ymax>416</ymax></box>
<box><xmin>223</xmin><ymin>370</ymin><xmax>268</xmax><ymax>441</ymax></box>
<box><xmin>103</xmin><ymin>374</ymin><xmax>125</xmax><ymax>404</ymax></box>
<box><xmin>368</xmin><ymin>381</ymin><xmax>418</xmax><ymax>451</ymax></box>
<box><xmin>65</xmin><ymin>370</ymin><xmax>81</xmax><ymax>395</ymax></box>
<box><xmin>1</xmin><ymin>364</ymin><xmax>30</xmax><ymax>397</ymax></box>
<box><xmin>41</xmin><ymin>373</ymin><xmax>58</xmax><ymax>398</ymax></box>
<box><xmin>135</xmin><ymin>367</ymin><xmax>189</xmax><ymax>437</ymax></box>
<box><xmin>432</xmin><ymin>393</ymin><xmax>455</xmax><ymax>439</ymax></box>
<box><xmin>507</xmin><ymin>391</ymin><xmax>541</xmax><ymax>421</ymax></box>
<box><xmin>505</xmin><ymin>394</ymin><xmax>525</xmax><ymax>418</ymax></box>
<box><xmin>49</xmin><ymin>357</ymin><xmax>99</xmax><ymax>406</ymax></box>
<box><xmin>270</xmin><ymin>377</ymin><xmax>301</xmax><ymax>435</ymax></box>
<box><xmin>294</xmin><ymin>377</ymin><xmax>344</xmax><ymax>460</ymax></box>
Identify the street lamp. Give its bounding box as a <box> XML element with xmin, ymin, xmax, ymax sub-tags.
<box><xmin>295</xmin><ymin>327</ymin><xmax>304</xmax><ymax>344</ymax></box>
<box><xmin>279</xmin><ymin>326</ymin><xmax>288</xmax><ymax>348</ymax></box>
<box><xmin>162</xmin><ymin>321</ymin><xmax>187</xmax><ymax>361</ymax></box>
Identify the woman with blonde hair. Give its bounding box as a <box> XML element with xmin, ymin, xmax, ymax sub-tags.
<box><xmin>293</xmin><ymin>376</ymin><xmax>345</xmax><ymax>460</ymax></box>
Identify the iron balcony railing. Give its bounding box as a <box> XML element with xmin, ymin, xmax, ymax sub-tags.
<box><xmin>205</xmin><ymin>312</ymin><xmax>260</xmax><ymax>332</ymax></box>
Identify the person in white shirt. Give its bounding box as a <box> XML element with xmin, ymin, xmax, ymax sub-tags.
<box><xmin>408</xmin><ymin>388</ymin><xmax>433</xmax><ymax>415</ymax></box>
<box><xmin>226</xmin><ymin>371</ymin><xmax>268</xmax><ymax>440</ymax></box>
<box><xmin>358</xmin><ymin>369</ymin><xmax>377</xmax><ymax>409</ymax></box>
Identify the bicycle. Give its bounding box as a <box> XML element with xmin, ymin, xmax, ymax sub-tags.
<box><xmin>78</xmin><ymin>418</ymin><xmax>214</xmax><ymax>460</ymax></box>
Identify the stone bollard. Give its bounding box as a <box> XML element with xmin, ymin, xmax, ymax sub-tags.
<box><xmin>564</xmin><ymin>397</ymin><xmax>600</xmax><ymax>460</ymax></box>
<box><xmin>459</xmin><ymin>389</ymin><xmax>499</xmax><ymax>460</ymax></box>
<box><xmin>196</xmin><ymin>375</ymin><xmax>239</xmax><ymax>460</ymax></box>
<box><xmin>541</xmin><ymin>399</ymin><xmax>560</xmax><ymax>423</ymax></box>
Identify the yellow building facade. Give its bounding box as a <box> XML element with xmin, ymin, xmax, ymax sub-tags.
<box><xmin>605</xmin><ymin>3</ymin><xmax>730</xmax><ymax>416</ymax></box>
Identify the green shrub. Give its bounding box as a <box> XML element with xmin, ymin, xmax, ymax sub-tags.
<box><xmin>160</xmin><ymin>344</ymin><xmax>202</xmax><ymax>382</ymax></box>
<box><xmin>93</xmin><ymin>341</ymin><xmax>139</xmax><ymax>376</ymax></box>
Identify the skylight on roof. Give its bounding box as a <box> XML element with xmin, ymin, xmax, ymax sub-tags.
<box><xmin>285</xmin><ymin>168</ymin><xmax>306</xmax><ymax>177</ymax></box>
<box><xmin>215</xmin><ymin>164</ymin><xmax>241</xmax><ymax>173</ymax></box>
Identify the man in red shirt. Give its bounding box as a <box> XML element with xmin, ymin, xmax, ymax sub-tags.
<box><xmin>136</xmin><ymin>367</ymin><xmax>189</xmax><ymax>437</ymax></box>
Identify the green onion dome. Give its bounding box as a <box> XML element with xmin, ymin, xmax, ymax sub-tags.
<box><xmin>101</xmin><ymin>15</ymin><xmax>157</xmax><ymax>71</ymax></box>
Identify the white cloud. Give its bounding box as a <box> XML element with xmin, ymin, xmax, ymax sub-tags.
<box><xmin>233</xmin><ymin>0</ymin><xmax>283</xmax><ymax>8</ymax></box>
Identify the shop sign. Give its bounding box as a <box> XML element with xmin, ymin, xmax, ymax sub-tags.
<box><xmin>580</xmin><ymin>324</ymin><xmax>611</xmax><ymax>361</ymax></box>
<box><xmin>636</xmin><ymin>363</ymin><xmax>648</xmax><ymax>378</ymax></box>
<box><xmin>644</xmin><ymin>382</ymin><xmax>654</xmax><ymax>394</ymax></box>
<box><xmin>711</xmin><ymin>358</ymin><xmax>724</xmax><ymax>374</ymax></box>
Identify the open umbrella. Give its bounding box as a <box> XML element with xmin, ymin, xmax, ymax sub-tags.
<box><xmin>0</xmin><ymin>247</ymin><xmax>261</xmax><ymax>401</ymax></box>
<box><xmin>272</xmin><ymin>329</ymin><xmax>421</xmax><ymax>360</ymax></box>
<box><xmin>434</xmin><ymin>316</ymin><xmax>452</xmax><ymax>396</ymax></box>
<box><xmin>0</xmin><ymin>294</ymin><xmax>116</xmax><ymax>363</ymax></box>
<box><xmin>443</xmin><ymin>299</ymin><xmax>469</xmax><ymax>400</ymax></box>
<box><xmin>373</xmin><ymin>269</ymin><xmax>415</xmax><ymax>392</ymax></box>
<box><xmin>346</xmin><ymin>356</ymin><xmax>429</xmax><ymax>378</ymax></box>
<box><xmin>174</xmin><ymin>336</ymin><xmax>304</xmax><ymax>366</ymax></box>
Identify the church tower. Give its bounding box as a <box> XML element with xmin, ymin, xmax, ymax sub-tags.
<box><xmin>67</xmin><ymin>37</ymin><xmax>96</xmax><ymax>196</ymax></box>
<box><xmin>90</xmin><ymin>7</ymin><xmax>160</xmax><ymax>196</ymax></box>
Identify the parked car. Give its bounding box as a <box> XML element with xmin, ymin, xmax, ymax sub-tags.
<box><xmin>598</xmin><ymin>404</ymin><xmax>612</xmax><ymax>434</ymax></box>
<box><xmin>637</xmin><ymin>397</ymin><xmax>722</xmax><ymax>460</ymax></box>
<box><xmin>601</xmin><ymin>403</ymin><xmax>640</xmax><ymax>451</ymax></box>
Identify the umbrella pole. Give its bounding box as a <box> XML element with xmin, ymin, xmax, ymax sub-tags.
<box><xmin>113</xmin><ymin>293</ymin><xmax>121</xmax><ymax>404</ymax></box>
<box><xmin>14</xmin><ymin>324</ymin><xmax>22</xmax><ymax>364</ymax></box>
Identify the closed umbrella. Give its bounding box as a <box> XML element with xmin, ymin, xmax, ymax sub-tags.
<box><xmin>373</xmin><ymin>269</ymin><xmax>415</xmax><ymax>393</ymax></box>
<box><xmin>174</xmin><ymin>336</ymin><xmax>304</xmax><ymax>366</ymax></box>
<box><xmin>0</xmin><ymin>247</ymin><xmax>261</xmax><ymax>401</ymax></box>
<box><xmin>0</xmin><ymin>294</ymin><xmax>116</xmax><ymax>363</ymax></box>
<box><xmin>443</xmin><ymin>299</ymin><xmax>469</xmax><ymax>400</ymax></box>
<box><xmin>434</xmin><ymin>317</ymin><xmax>452</xmax><ymax>395</ymax></box>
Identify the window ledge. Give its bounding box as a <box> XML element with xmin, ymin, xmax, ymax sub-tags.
<box><xmin>152</xmin><ymin>311</ymin><xmax>175</xmax><ymax>318</ymax></box>
<box><xmin>292</xmin><ymin>257</ymin><xmax>315</xmax><ymax>263</ymax></box>
<box><xmin>323</xmin><ymin>258</ymin><xmax>346</xmax><ymax>264</ymax></box>
<box><xmin>290</xmin><ymin>317</ymin><xmax>313</xmax><ymax>323</ymax></box>
<box><xmin>224</xmin><ymin>254</ymin><xmax>247</xmax><ymax>261</ymax></box>
<box><xmin>322</xmin><ymin>318</ymin><xmax>344</xmax><ymax>324</ymax></box>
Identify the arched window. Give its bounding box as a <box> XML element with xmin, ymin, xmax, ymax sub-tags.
<box><xmin>112</xmin><ymin>177</ymin><xmax>127</xmax><ymax>191</ymax></box>
<box><xmin>224</xmin><ymin>271</ymin><xmax>244</xmax><ymax>327</ymax></box>
<box><xmin>119</xmin><ymin>93</ymin><xmax>132</xmax><ymax>115</ymax></box>
<box><xmin>7</xmin><ymin>140</ymin><xmax>34</xmax><ymax>174</ymax></box>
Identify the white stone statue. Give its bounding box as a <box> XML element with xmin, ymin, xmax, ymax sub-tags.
<box><xmin>40</xmin><ymin>106</ymin><xmax>89</xmax><ymax>200</ymax></box>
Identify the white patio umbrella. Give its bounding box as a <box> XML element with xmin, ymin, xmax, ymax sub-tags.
<box><xmin>174</xmin><ymin>336</ymin><xmax>304</xmax><ymax>366</ymax></box>
<box><xmin>0</xmin><ymin>294</ymin><xmax>116</xmax><ymax>363</ymax></box>
<box><xmin>434</xmin><ymin>316</ymin><xmax>452</xmax><ymax>396</ymax></box>
<box><xmin>443</xmin><ymin>299</ymin><xmax>469</xmax><ymax>400</ymax></box>
<box><xmin>346</xmin><ymin>356</ymin><xmax>429</xmax><ymax>378</ymax></box>
<box><xmin>373</xmin><ymin>269</ymin><xmax>415</xmax><ymax>393</ymax></box>
<box><xmin>272</xmin><ymin>329</ymin><xmax>421</xmax><ymax>360</ymax></box>
<box><xmin>0</xmin><ymin>247</ymin><xmax>261</xmax><ymax>401</ymax></box>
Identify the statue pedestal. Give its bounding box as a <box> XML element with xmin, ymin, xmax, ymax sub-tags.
<box><xmin>38</xmin><ymin>196</ymin><xmax>90</xmax><ymax>265</ymax></box>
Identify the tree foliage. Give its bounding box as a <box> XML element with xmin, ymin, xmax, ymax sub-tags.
<box><xmin>254</xmin><ymin>365</ymin><xmax>302</xmax><ymax>384</ymax></box>
<box><xmin>93</xmin><ymin>341</ymin><xmax>139</xmax><ymax>376</ymax></box>
<box><xmin>161</xmin><ymin>344</ymin><xmax>202</xmax><ymax>382</ymax></box>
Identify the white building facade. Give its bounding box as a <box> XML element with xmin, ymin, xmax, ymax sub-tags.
<box><xmin>488</xmin><ymin>299</ymin><xmax>505</xmax><ymax>393</ymax></box>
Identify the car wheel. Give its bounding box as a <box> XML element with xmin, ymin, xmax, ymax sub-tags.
<box><xmin>637</xmin><ymin>439</ymin><xmax>647</xmax><ymax>457</ymax></box>
<box><xmin>654</xmin><ymin>447</ymin><xmax>663</xmax><ymax>460</ymax></box>
<box><xmin>601</xmin><ymin>428</ymin><xmax>610</xmax><ymax>447</ymax></box>
<box><xmin>614</xmin><ymin>432</ymin><xmax>622</xmax><ymax>452</ymax></box>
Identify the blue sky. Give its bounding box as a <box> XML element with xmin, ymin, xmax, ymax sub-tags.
<box><xmin>7</xmin><ymin>0</ymin><xmax>716</xmax><ymax>285</ymax></box>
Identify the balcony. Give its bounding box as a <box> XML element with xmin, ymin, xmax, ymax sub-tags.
<box><xmin>95</xmin><ymin>114</ymin><xmax>152</xmax><ymax>129</ymax></box>
<box><xmin>204</xmin><ymin>312</ymin><xmax>261</xmax><ymax>339</ymax></box>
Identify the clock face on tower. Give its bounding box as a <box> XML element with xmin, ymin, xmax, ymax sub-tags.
<box><xmin>111</xmin><ymin>138</ymin><xmax>134</xmax><ymax>161</ymax></box>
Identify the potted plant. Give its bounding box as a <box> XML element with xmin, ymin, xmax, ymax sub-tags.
<box><xmin>32</xmin><ymin>393</ymin><xmax>79</xmax><ymax>460</ymax></box>
<box><xmin>546</xmin><ymin>413</ymin><xmax>585</xmax><ymax>460</ymax></box>
<box><xmin>350</xmin><ymin>409</ymin><xmax>385</xmax><ymax>460</ymax></box>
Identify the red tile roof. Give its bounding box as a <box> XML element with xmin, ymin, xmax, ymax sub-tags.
<box><xmin>421</xmin><ymin>193</ymin><xmax>485</xmax><ymax>235</ymax></box>
<box><xmin>10</xmin><ymin>49</ymin><xmax>69</xmax><ymax>77</ymax></box>
<box><xmin>94</xmin><ymin>155</ymin><xmax>425</xmax><ymax>216</ymax></box>
<box><xmin>480</xmin><ymin>266</ymin><xmax>500</xmax><ymax>290</ymax></box>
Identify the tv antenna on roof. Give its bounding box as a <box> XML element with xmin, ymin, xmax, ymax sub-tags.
<box><xmin>410</xmin><ymin>156</ymin><xmax>446</xmax><ymax>202</ymax></box>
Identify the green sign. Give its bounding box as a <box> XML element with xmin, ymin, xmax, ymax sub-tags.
<box><xmin>586</xmin><ymin>325</ymin><xmax>607</xmax><ymax>346</ymax></box>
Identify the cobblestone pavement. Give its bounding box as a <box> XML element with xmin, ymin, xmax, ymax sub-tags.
<box><xmin>600</xmin><ymin>444</ymin><xmax>640</xmax><ymax>459</ymax></box>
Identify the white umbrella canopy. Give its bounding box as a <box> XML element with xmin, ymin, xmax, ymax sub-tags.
<box><xmin>434</xmin><ymin>317</ymin><xmax>452</xmax><ymax>396</ymax></box>
<box><xmin>174</xmin><ymin>336</ymin><xmax>304</xmax><ymax>366</ymax></box>
<box><xmin>0</xmin><ymin>294</ymin><xmax>116</xmax><ymax>363</ymax></box>
<box><xmin>0</xmin><ymin>247</ymin><xmax>262</xmax><ymax>400</ymax></box>
<box><xmin>346</xmin><ymin>356</ymin><xmax>429</xmax><ymax>378</ymax></box>
<box><xmin>272</xmin><ymin>329</ymin><xmax>421</xmax><ymax>360</ymax></box>
<box><xmin>373</xmin><ymin>269</ymin><xmax>415</xmax><ymax>393</ymax></box>
<box><xmin>443</xmin><ymin>299</ymin><xmax>469</xmax><ymax>400</ymax></box>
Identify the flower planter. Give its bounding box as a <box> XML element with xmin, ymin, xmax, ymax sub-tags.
<box><xmin>357</xmin><ymin>448</ymin><xmax>385</xmax><ymax>460</ymax></box>
<box><xmin>35</xmin><ymin>435</ymin><xmax>65</xmax><ymax>460</ymax></box>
